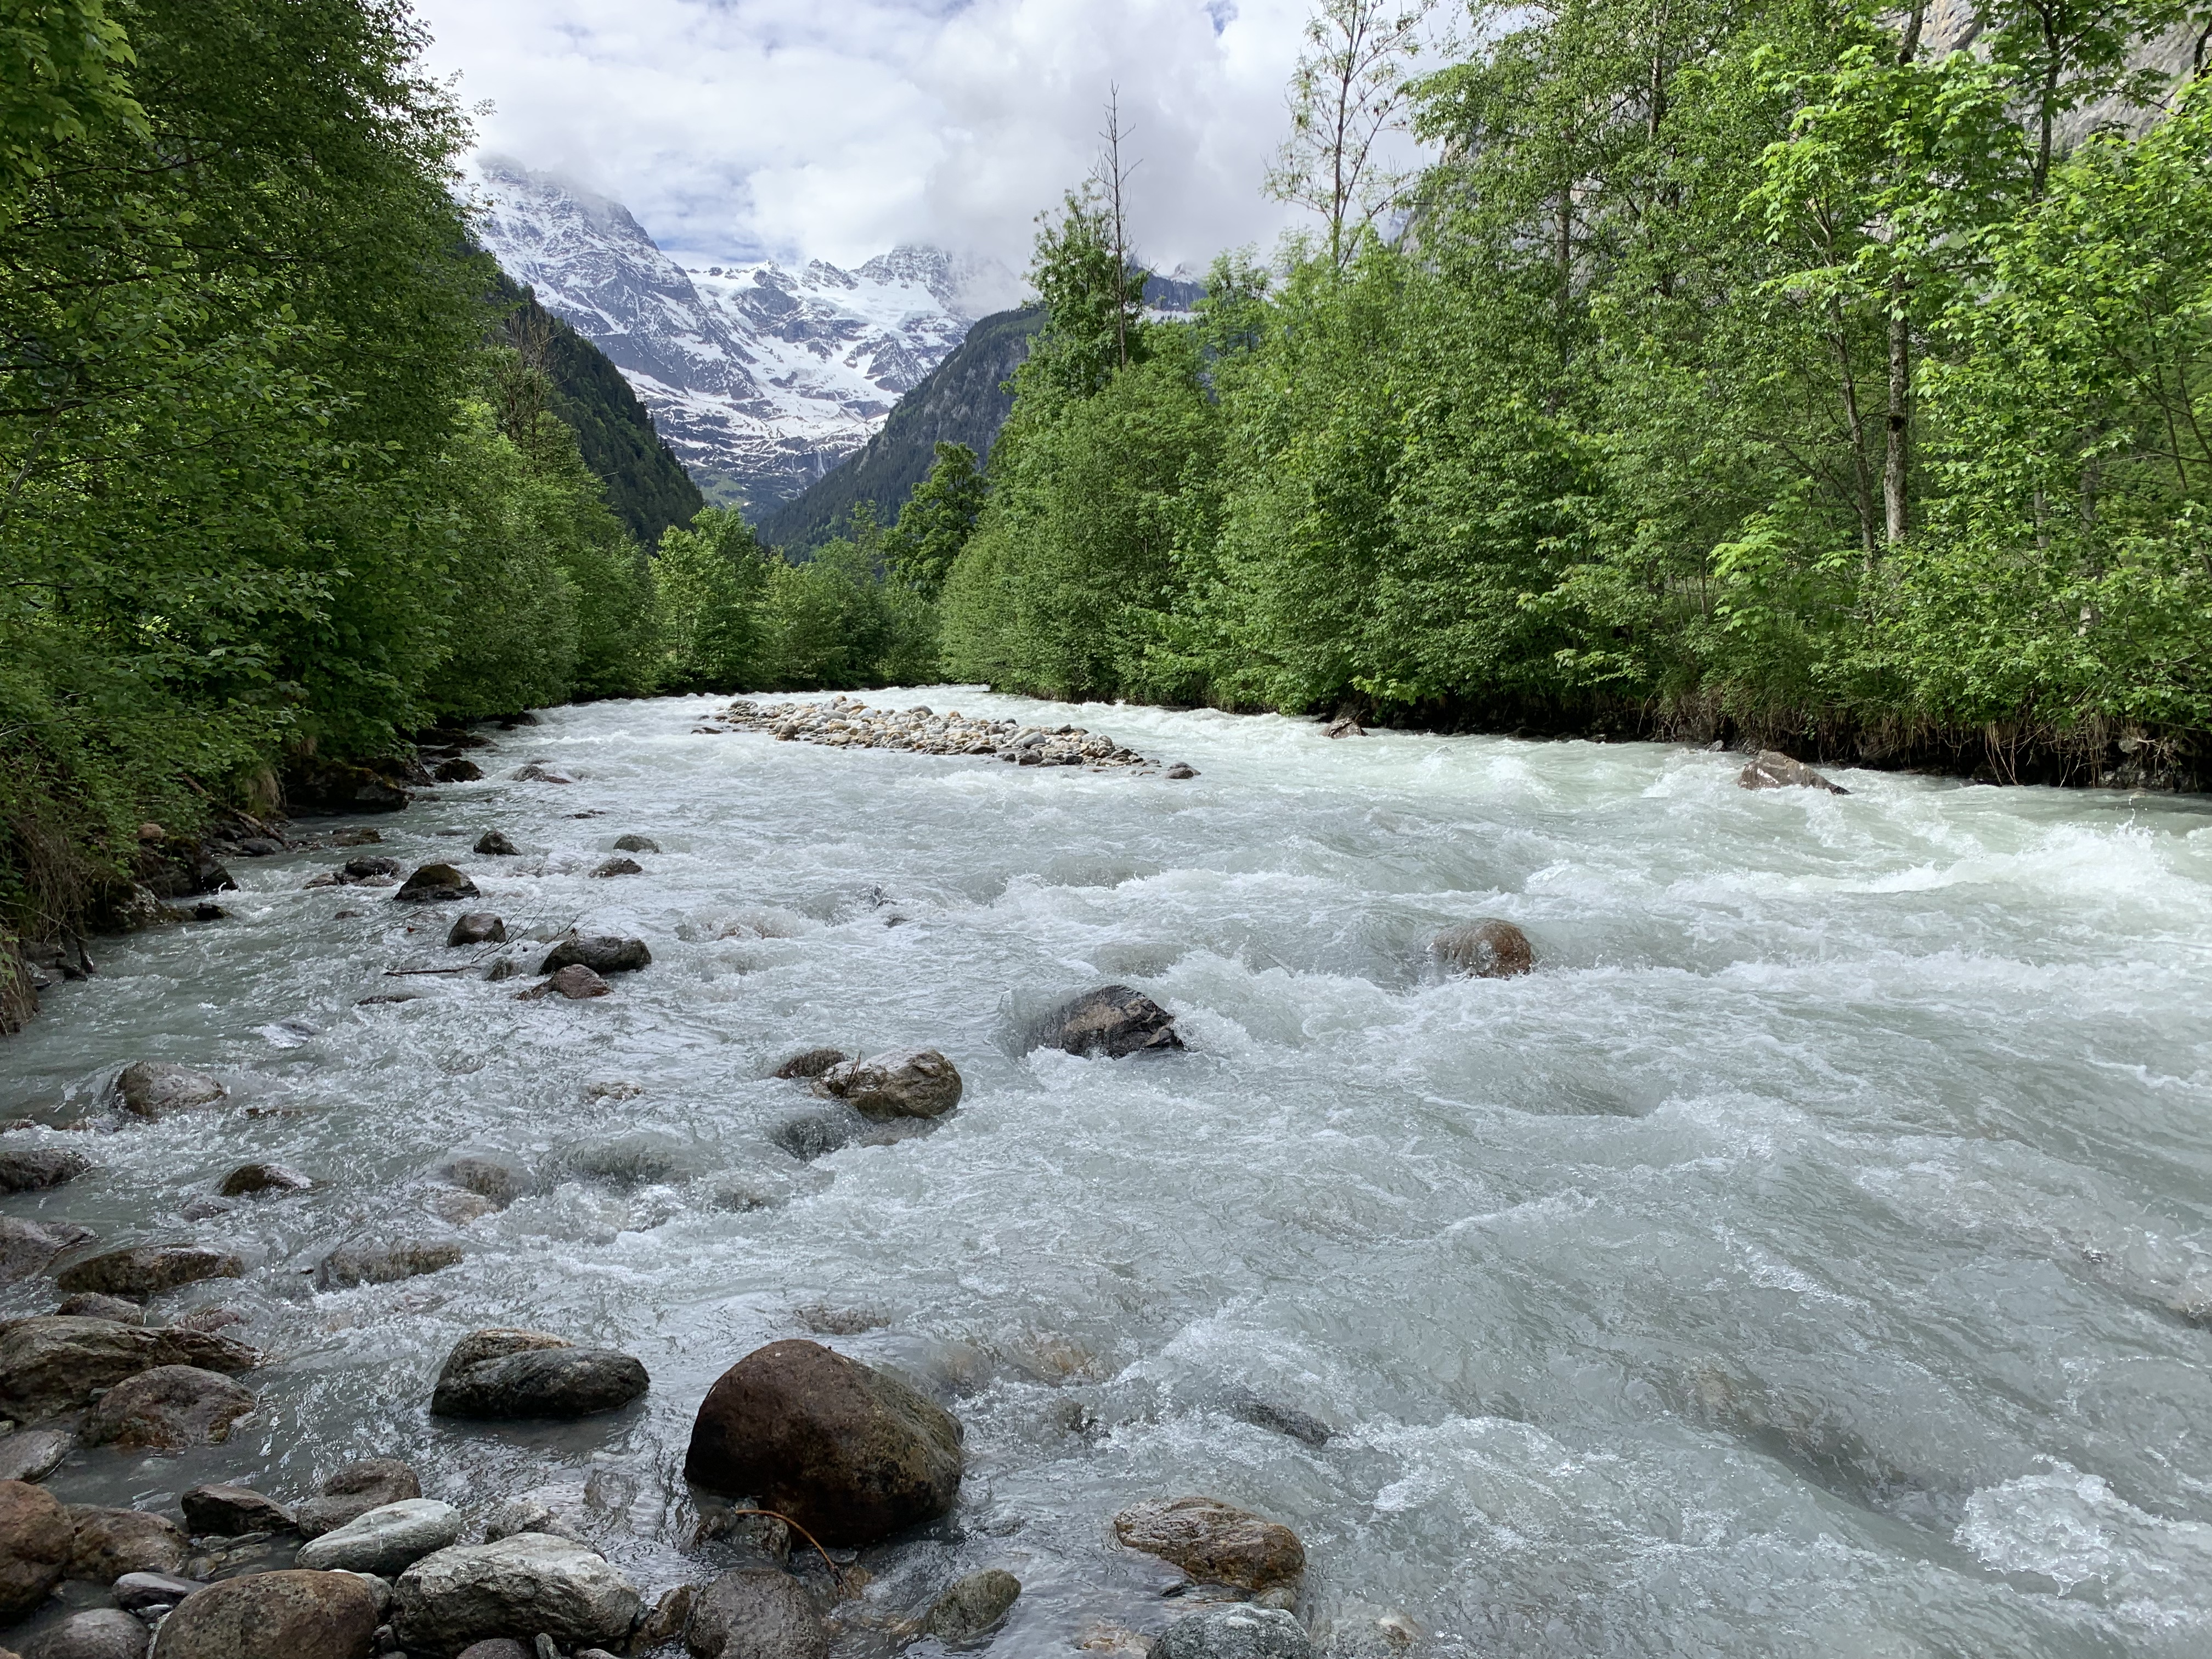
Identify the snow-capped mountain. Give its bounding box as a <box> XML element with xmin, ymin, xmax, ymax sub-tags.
<box><xmin>465</xmin><ymin>158</ymin><xmax>1009</xmax><ymax>514</ymax></box>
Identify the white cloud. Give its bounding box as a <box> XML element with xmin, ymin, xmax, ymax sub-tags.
<box><xmin>412</xmin><ymin>0</ymin><xmax>1389</xmax><ymax>285</ymax></box>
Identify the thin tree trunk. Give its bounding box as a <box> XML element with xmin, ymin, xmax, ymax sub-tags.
<box><xmin>1831</xmin><ymin>297</ymin><xmax>1877</xmax><ymax>560</ymax></box>
<box><xmin>1883</xmin><ymin>275</ymin><xmax>1909</xmax><ymax>544</ymax></box>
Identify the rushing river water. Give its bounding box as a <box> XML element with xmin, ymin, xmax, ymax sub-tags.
<box><xmin>5</xmin><ymin>691</ymin><xmax>2212</xmax><ymax>1657</ymax></box>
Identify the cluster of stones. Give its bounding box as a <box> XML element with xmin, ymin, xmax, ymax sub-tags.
<box><xmin>719</xmin><ymin>696</ymin><xmax>1158</xmax><ymax>770</ymax></box>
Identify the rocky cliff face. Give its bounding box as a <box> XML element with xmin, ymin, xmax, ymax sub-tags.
<box><xmin>466</xmin><ymin>159</ymin><xmax>1002</xmax><ymax>515</ymax></box>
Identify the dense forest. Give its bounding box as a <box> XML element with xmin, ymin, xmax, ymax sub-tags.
<box><xmin>5</xmin><ymin>0</ymin><xmax>2210</xmax><ymax>991</ymax></box>
<box><xmin>931</xmin><ymin>0</ymin><xmax>2212</xmax><ymax>791</ymax></box>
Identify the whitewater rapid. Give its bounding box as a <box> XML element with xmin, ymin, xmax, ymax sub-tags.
<box><xmin>4</xmin><ymin>691</ymin><xmax>2211</xmax><ymax>1657</ymax></box>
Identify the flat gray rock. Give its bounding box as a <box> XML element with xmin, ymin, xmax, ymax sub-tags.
<box><xmin>393</xmin><ymin>1532</ymin><xmax>640</xmax><ymax>1654</ymax></box>
<box><xmin>295</xmin><ymin>1497</ymin><xmax>461</xmax><ymax>1576</ymax></box>
<box><xmin>1150</xmin><ymin>1606</ymin><xmax>1313</xmax><ymax>1659</ymax></box>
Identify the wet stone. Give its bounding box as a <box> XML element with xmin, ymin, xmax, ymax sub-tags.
<box><xmin>218</xmin><ymin>1162</ymin><xmax>313</xmax><ymax>1198</ymax></box>
<box><xmin>588</xmin><ymin>856</ymin><xmax>642</xmax><ymax>879</ymax></box>
<box><xmin>447</xmin><ymin>913</ymin><xmax>506</xmax><ymax>947</ymax></box>
<box><xmin>1737</xmin><ymin>749</ymin><xmax>1848</xmax><ymax>793</ymax></box>
<box><xmin>772</xmin><ymin>1047</ymin><xmax>848</xmax><ymax>1080</ymax></box>
<box><xmin>182</xmin><ymin>1483</ymin><xmax>294</xmax><ymax>1536</ymax></box>
<box><xmin>473</xmin><ymin>831</ymin><xmax>520</xmax><ymax>856</ymax></box>
<box><xmin>18</xmin><ymin>1607</ymin><xmax>148</xmax><ymax>1659</ymax></box>
<box><xmin>56</xmin><ymin>1246</ymin><xmax>241</xmax><ymax>1301</ymax></box>
<box><xmin>0</xmin><ymin>1480</ymin><xmax>72</xmax><ymax>1621</ymax></box>
<box><xmin>0</xmin><ymin>1149</ymin><xmax>91</xmax><ymax>1193</ymax></box>
<box><xmin>145</xmin><ymin>1567</ymin><xmax>380</xmax><ymax>1659</ymax></box>
<box><xmin>81</xmin><ymin>1365</ymin><xmax>255</xmax><ymax>1450</ymax></box>
<box><xmin>1430</xmin><ymin>918</ymin><xmax>1534</xmax><ymax>980</ymax></box>
<box><xmin>393</xmin><ymin>864</ymin><xmax>478</xmax><ymax>904</ymax></box>
<box><xmin>111</xmin><ymin>1569</ymin><xmax>207</xmax><ymax>1612</ymax></box>
<box><xmin>295</xmin><ymin>1498</ymin><xmax>462</xmax><ymax>1577</ymax></box>
<box><xmin>66</xmin><ymin>1506</ymin><xmax>188</xmax><ymax>1581</ymax></box>
<box><xmin>0</xmin><ymin>1220</ymin><xmax>95</xmax><ymax>1285</ymax></box>
<box><xmin>0</xmin><ymin>1431</ymin><xmax>72</xmax><ymax>1483</ymax></box>
<box><xmin>922</xmin><ymin>1568</ymin><xmax>1022</xmax><ymax>1643</ymax></box>
<box><xmin>813</xmin><ymin>1049</ymin><xmax>962</xmax><ymax>1121</ymax></box>
<box><xmin>518</xmin><ymin>964</ymin><xmax>611</xmax><ymax>1001</ymax></box>
<box><xmin>1113</xmin><ymin>1497</ymin><xmax>1305</xmax><ymax>1593</ymax></box>
<box><xmin>112</xmin><ymin>1063</ymin><xmax>224</xmax><ymax>1120</ymax></box>
<box><xmin>611</xmin><ymin>834</ymin><xmax>659</xmax><ymax>853</ymax></box>
<box><xmin>1152</xmin><ymin>1606</ymin><xmax>1313</xmax><ymax>1659</ymax></box>
<box><xmin>429</xmin><ymin>1330</ymin><xmax>649</xmax><ymax>1420</ymax></box>
<box><xmin>537</xmin><ymin>937</ymin><xmax>650</xmax><ymax>976</ymax></box>
<box><xmin>294</xmin><ymin>1460</ymin><xmax>421</xmax><ymax>1541</ymax></box>
<box><xmin>1034</xmin><ymin>986</ymin><xmax>1183</xmax><ymax>1058</ymax></box>
<box><xmin>682</xmin><ymin>1564</ymin><xmax>826</xmax><ymax>1659</ymax></box>
<box><xmin>314</xmin><ymin>1238</ymin><xmax>462</xmax><ymax>1291</ymax></box>
<box><xmin>442</xmin><ymin>1158</ymin><xmax>524</xmax><ymax>1206</ymax></box>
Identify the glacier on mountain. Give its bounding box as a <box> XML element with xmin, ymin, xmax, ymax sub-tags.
<box><xmin>464</xmin><ymin>157</ymin><xmax>1007</xmax><ymax>516</ymax></box>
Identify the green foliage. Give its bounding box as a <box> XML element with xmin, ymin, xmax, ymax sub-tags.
<box><xmin>937</xmin><ymin>0</ymin><xmax>2212</xmax><ymax>772</ymax></box>
<box><xmin>655</xmin><ymin>507</ymin><xmax>772</xmax><ymax>692</ymax></box>
<box><xmin>1021</xmin><ymin>185</ymin><xmax>1152</xmax><ymax>403</ymax></box>
<box><xmin>883</xmin><ymin>443</ymin><xmax>988</xmax><ymax>600</ymax></box>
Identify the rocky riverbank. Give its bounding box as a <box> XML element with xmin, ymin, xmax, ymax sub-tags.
<box><xmin>709</xmin><ymin>697</ymin><xmax>1191</xmax><ymax>775</ymax></box>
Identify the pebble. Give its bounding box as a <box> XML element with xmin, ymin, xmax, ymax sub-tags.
<box><xmin>720</xmin><ymin>695</ymin><xmax>1155</xmax><ymax>769</ymax></box>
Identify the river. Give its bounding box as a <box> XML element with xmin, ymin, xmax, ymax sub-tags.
<box><xmin>4</xmin><ymin>690</ymin><xmax>2211</xmax><ymax>1657</ymax></box>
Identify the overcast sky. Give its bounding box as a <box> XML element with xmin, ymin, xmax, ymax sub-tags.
<box><xmin>413</xmin><ymin>0</ymin><xmax>1411</xmax><ymax>286</ymax></box>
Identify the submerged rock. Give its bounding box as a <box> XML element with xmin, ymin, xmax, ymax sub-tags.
<box><xmin>1150</xmin><ymin>1607</ymin><xmax>1312</xmax><ymax>1659</ymax></box>
<box><xmin>428</xmin><ymin>1330</ymin><xmax>649</xmax><ymax>1420</ymax></box>
<box><xmin>113</xmin><ymin>1063</ymin><xmax>224</xmax><ymax>1120</ymax></box>
<box><xmin>684</xmin><ymin>1339</ymin><xmax>963</xmax><ymax>1547</ymax></box>
<box><xmin>393</xmin><ymin>864</ymin><xmax>478</xmax><ymax>904</ymax></box>
<box><xmin>512</xmin><ymin>764</ymin><xmax>577</xmax><ymax>785</ymax></box>
<box><xmin>682</xmin><ymin>1564</ymin><xmax>826</xmax><ymax>1659</ymax></box>
<box><xmin>82</xmin><ymin>1365</ymin><xmax>255</xmax><ymax>1450</ymax></box>
<box><xmin>0</xmin><ymin>1480</ymin><xmax>72</xmax><ymax>1621</ymax></box>
<box><xmin>588</xmin><ymin>856</ymin><xmax>642</xmax><ymax>879</ymax></box>
<box><xmin>1035</xmin><ymin>986</ymin><xmax>1183</xmax><ymax>1058</ymax></box>
<box><xmin>1113</xmin><ymin>1497</ymin><xmax>1306</xmax><ymax>1593</ymax></box>
<box><xmin>0</xmin><ymin>1149</ymin><xmax>91</xmax><ymax>1193</ymax></box>
<box><xmin>447</xmin><ymin>912</ymin><xmax>505</xmax><ymax>947</ymax></box>
<box><xmin>1226</xmin><ymin>1389</ymin><xmax>1332</xmax><ymax>1448</ymax></box>
<box><xmin>218</xmin><ymin>1162</ymin><xmax>313</xmax><ymax>1198</ymax></box>
<box><xmin>1737</xmin><ymin>750</ymin><xmax>1848</xmax><ymax>794</ymax></box>
<box><xmin>0</xmin><ymin>1318</ymin><xmax>257</xmax><ymax>1421</ymax></box>
<box><xmin>433</xmin><ymin>758</ymin><xmax>482</xmax><ymax>783</ymax></box>
<box><xmin>393</xmin><ymin>1532</ymin><xmax>640</xmax><ymax>1654</ymax></box>
<box><xmin>0</xmin><ymin>1220</ymin><xmax>95</xmax><ymax>1285</ymax></box>
<box><xmin>1430</xmin><ymin>919</ymin><xmax>1535</xmax><ymax>980</ymax></box>
<box><xmin>772</xmin><ymin>1047</ymin><xmax>848</xmax><ymax>1080</ymax></box>
<box><xmin>442</xmin><ymin>1157</ymin><xmax>524</xmax><ymax>1206</ymax></box>
<box><xmin>814</xmin><ymin>1049</ymin><xmax>962</xmax><ymax>1120</ymax></box>
<box><xmin>145</xmin><ymin>1567</ymin><xmax>380</xmax><ymax>1659</ymax></box>
<box><xmin>922</xmin><ymin>1568</ymin><xmax>1022</xmax><ymax>1643</ymax></box>
<box><xmin>313</xmin><ymin>1238</ymin><xmax>462</xmax><ymax>1291</ymax></box>
<box><xmin>612</xmin><ymin>834</ymin><xmax>660</xmax><ymax>853</ymax></box>
<box><xmin>295</xmin><ymin>1498</ymin><xmax>461</xmax><ymax>1576</ymax></box>
<box><xmin>180</xmin><ymin>1482</ymin><xmax>294</xmax><ymax>1536</ymax></box>
<box><xmin>473</xmin><ymin>830</ymin><xmax>520</xmax><ymax>856</ymax></box>
<box><xmin>49</xmin><ymin>1294</ymin><xmax>136</xmax><ymax>1323</ymax></box>
<box><xmin>294</xmin><ymin>1460</ymin><xmax>421</xmax><ymax>1540</ymax></box>
<box><xmin>57</xmin><ymin>1246</ymin><xmax>240</xmax><ymax>1301</ymax></box>
<box><xmin>537</xmin><ymin>936</ymin><xmax>650</xmax><ymax>976</ymax></box>
<box><xmin>518</xmin><ymin>965</ymin><xmax>611</xmax><ymax>1001</ymax></box>
<box><xmin>66</xmin><ymin>1506</ymin><xmax>187</xmax><ymax>1579</ymax></box>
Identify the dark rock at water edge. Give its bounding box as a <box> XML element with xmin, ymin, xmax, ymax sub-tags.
<box><xmin>66</xmin><ymin>1505</ymin><xmax>187</xmax><ymax>1579</ymax></box>
<box><xmin>182</xmin><ymin>1482</ymin><xmax>294</xmax><ymax>1537</ymax></box>
<box><xmin>589</xmin><ymin>856</ymin><xmax>642</xmax><ymax>879</ymax></box>
<box><xmin>1165</xmin><ymin>763</ymin><xmax>1199</xmax><ymax>779</ymax></box>
<box><xmin>512</xmin><ymin>763</ymin><xmax>576</xmax><ymax>785</ymax></box>
<box><xmin>111</xmin><ymin>1569</ymin><xmax>207</xmax><ymax>1612</ymax></box>
<box><xmin>0</xmin><ymin>1431</ymin><xmax>72</xmax><ymax>1484</ymax></box>
<box><xmin>683</xmin><ymin>1564</ymin><xmax>826</xmax><ymax>1658</ymax></box>
<box><xmin>0</xmin><ymin>1479</ymin><xmax>72</xmax><ymax>1621</ymax></box>
<box><xmin>538</xmin><ymin>936</ymin><xmax>650</xmax><ymax>975</ymax></box>
<box><xmin>112</xmin><ymin>1062</ymin><xmax>224</xmax><ymax>1120</ymax></box>
<box><xmin>50</xmin><ymin>1294</ymin><xmax>137</xmax><ymax>1324</ymax></box>
<box><xmin>430</xmin><ymin>1329</ymin><xmax>649</xmax><ymax>1420</ymax></box>
<box><xmin>772</xmin><ymin>1047</ymin><xmax>848</xmax><ymax>1080</ymax></box>
<box><xmin>0</xmin><ymin>1317</ymin><xmax>257</xmax><ymax>1421</ymax></box>
<box><xmin>814</xmin><ymin>1049</ymin><xmax>962</xmax><ymax>1120</ymax></box>
<box><xmin>314</xmin><ymin>1237</ymin><xmax>461</xmax><ymax>1291</ymax></box>
<box><xmin>1737</xmin><ymin>749</ymin><xmax>1848</xmax><ymax>793</ymax></box>
<box><xmin>219</xmin><ymin>1161</ymin><xmax>312</xmax><ymax>1198</ymax></box>
<box><xmin>81</xmin><ymin>1364</ymin><xmax>255</xmax><ymax>1449</ymax></box>
<box><xmin>923</xmin><ymin>1568</ymin><xmax>1022</xmax><ymax>1643</ymax></box>
<box><xmin>443</xmin><ymin>1157</ymin><xmax>526</xmax><ymax>1206</ymax></box>
<box><xmin>1035</xmin><ymin>985</ymin><xmax>1183</xmax><ymax>1058</ymax></box>
<box><xmin>294</xmin><ymin>1459</ymin><xmax>420</xmax><ymax>1540</ymax></box>
<box><xmin>1114</xmin><ymin>1496</ymin><xmax>1306</xmax><ymax>1593</ymax></box>
<box><xmin>612</xmin><ymin>833</ymin><xmax>659</xmax><ymax>853</ymax></box>
<box><xmin>0</xmin><ymin>1149</ymin><xmax>91</xmax><ymax>1193</ymax></box>
<box><xmin>433</xmin><ymin>758</ymin><xmax>483</xmax><ymax>782</ymax></box>
<box><xmin>288</xmin><ymin>761</ymin><xmax>410</xmax><ymax>815</ymax></box>
<box><xmin>448</xmin><ymin>912</ymin><xmax>506</xmax><ymax>946</ymax></box>
<box><xmin>684</xmin><ymin>1339</ymin><xmax>963</xmax><ymax>1547</ymax></box>
<box><xmin>145</xmin><ymin>1566</ymin><xmax>381</xmax><ymax>1659</ymax></box>
<box><xmin>1226</xmin><ymin>1389</ymin><xmax>1332</xmax><ymax>1447</ymax></box>
<box><xmin>0</xmin><ymin>1220</ymin><xmax>95</xmax><ymax>1286</ymax></box>
<box><xmin>133</xmin><ymin>835</ymin><xmax>236</xmax><ymax>902</ymax></box>
<box><xmin>1150</xmin><ymin>1607</ymin><xmax>1313</xmax><ymax>1659</ymax></box>
<box><xmin>518</xmin><ymin>964</ymin><xmax>611</xmax><ymax>1001</ymax></box>
<box><xmin>393</xmin><ymin>864</ymin><xmax>478</xmax><ymax>904</ymax></box>
<box><xmin>18</xmin><ymin>1607</ymin><xmax>148</xmax><ymax>1659</ymax></box>
<box><xmin>57</xmin><ymin>1245</ymin><xmax>241</xmax><ymax>1300</ymax></box>
<box><xmin>474</xmin><ymin>830</ymin><xmax>520</xmax><ymax>856</ymax></box>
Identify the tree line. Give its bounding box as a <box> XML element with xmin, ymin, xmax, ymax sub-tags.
<box><xmin>921</xmin><ymin>0</ymin><xmax>2212</xmax><ymax>788</ymax></box>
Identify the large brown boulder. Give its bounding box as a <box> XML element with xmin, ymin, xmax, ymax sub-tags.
<box><xmin>1430</xmin><ymin>919</ymin><xmax>1534</xmax><ymax>980</ymax></box>
<box><xmin>66</xmin><ymin>1507</ymin><xmax>187</xmax><ymax>1581</ymax></box>
<box><xmin>56</xmin><ymin>1246</ymin><xmax>240</xmax><ymax>1301</ymax></box>
<box><xmin>0</xmin><ymin>1480</ymin><xmax>71</xmax><ymax>1621</ymax></box>
<box><xmin>147</xmin><ymin>1567</ymin><xmax>380</xmax><ymax>1659</ymax></box>
<box><xmin>81</xmin><ymin>1367</ymin><xmax>253</xmax><ymax>1451</ymax></box>
<box><xmin>0</xmin><ymin>1318</ymin><xmax>257</xmax><ymax>1422</ymax></box>
<box><xmin>0</xmin><ymin>1220</ymin><xmax>95</xmax><ymax>1285</ymax></box>
<box><xmin>682</xmin><ymin>1340</ymin><xmax>962</xmax><ymax>1547</ymax></box>
<box><xmin>1112</xmin><ymin>1496</ymin><xmax>1305</xmax><ymax>1593</ymax></box>
<box><xmin>813</xmin><ymin>1050</ymin><xmax>962</xmax><ymax>1121</ymax></box>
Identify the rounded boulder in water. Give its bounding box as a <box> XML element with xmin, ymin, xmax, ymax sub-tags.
<box><xmin>293</xmin><ymin>1459</ymin><xmax>420</xmax><ymax>1540</ymax></box>
<box><xmin>393</xmin><ymin>1532</ymin><xmax>640</xmax><ymax>1654</ymax></box>
<box><xmin>922</xmin><ymin>1568</ymin><xmax>1022</xmax><ymax>1643</ymax></box>
<box><xmin>681</xmin><ymin>1564</ymin><xmax>826</xmax><ymax>1659</ymax></box>
<box><xmin>392</xmin><ymin>863</ymin><xmax>477</xmax><ymax>904</ymax></box>
<box><xmin>447</xmin><ymin>912</ymin><xmax>505</xmax><ymax>947</ymax></box>
<box><xmin>428</xmin><ymin>1329</ymin><xmax>648</xmax><ymax>1420</ymax></box>
<box><xmin>111</xmin><ymin>1062</ymin><xmax>223</xmax><ymax>1120</ymax></box>
<box><xmin>294</xmin><ymin>1498</ymin><xmax>462</xmax><ymax>1576</ymax></box>
<box><xmin>80</xmin><ymin>1366</ymin><xmax>254</xmax><ymax>1451</ymax></box>
<box><xmin>1429</xmin><ymin>918</ymin><xmax>1534</xmax><ymax>979</ymax></box>
<box><xmin>144</xmin><ymin>1567</ymin><xmax>381</xmax><ymax>1659</ymax></box>
<box><xmin>682</xmin><ymin>1339</ymin><xmax>963</xmax><ymax>1547</ymax></box>
<box><xmin>814</xmin><ymin>1049</ymin><xmax>962</xmax><ymax>1121</ymax></box>
<box><xmin>1149</xmin><ymin>1605</ymin><xmax>1312</xmax><ymax>1659</ymax></box>
<box><xmin>537</xmin><ymin>936</ymin><xmax>651</xmax><ymax>976</ymax></box>
<box><xmin>1033</xmin><ymin>986</ymin><xmax>1183</xmax><ymax>1057</ymax></box>
<box><xmin>472</xmin><ymin>830</ymin><xmax>520</xmax><ymax>856</ymax></box>
<box><xmin>17</xmin><ymin>1607</ymin><xmax>150</xmax><ymax>1659</ymax></box>
<box><xmin>1113</xmin><ymin>1496</ymin><xmax>1305</xmax><ymax>1593</ymax></box>
<box><xmin>0</xmin><ymin>1479</ymin><xmax>72</xmax><ymax>1621</ymax></box>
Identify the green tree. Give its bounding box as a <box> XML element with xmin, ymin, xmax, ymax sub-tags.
<box><xmin>882</xmin><ymin>443</ymin><xmax>988</xmax><ymax>600</ymax></box>
<box><xmin>656</xmin><ymin>506</ymin><xmax>772</xmax><ymax>691</ymax></box>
